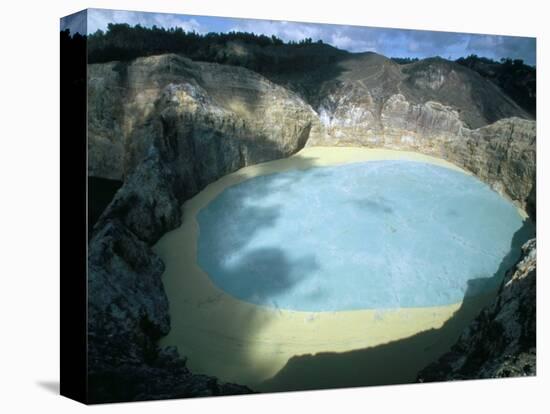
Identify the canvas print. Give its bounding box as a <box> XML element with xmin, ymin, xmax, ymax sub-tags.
<box><xmin>60</xmin><ymin>8</ymin><xmax>537</xmax><ymax>404</ymax></box>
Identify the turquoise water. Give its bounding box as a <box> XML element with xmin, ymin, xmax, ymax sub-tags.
<box><xmin>197</xmin><ymin>161</ymin><xmax>533</xmax><ymax>311</ymax></box>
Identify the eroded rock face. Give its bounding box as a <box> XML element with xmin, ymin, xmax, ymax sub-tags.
<box><xmin>95</xmin><ymin>146</ymin><xmax>183</xmax><ymax>245</ymax></box>
<box><xmin>86</xmin><ymin>51</ymin><xmax>536</xmax><ymax>402</ymax></box>
<box><xmin>381</xmin><ymin>95</ymin><xmax>464</xmax><ymax>138</ymax></box>
<box><xmin>306</xmin><ymin>54</ymin><xmax>530</xmax><ymax>139</ymax></box>
<box><xmin>88</xmin><ymin>54</ymin><xmax>318</xmax><ymax>182</ymax></box>
<box><xmin>446</xmin><ymin>118</ymin><xmax>536</xmax><ymax>210</ymax></box>
<box><xmin>418</xmin><ymin>239</ymin><xmax>536</xmax><ymax>381</ymax></box>
<box><xmin>88</xmin><ymin>219</ymin><xmax>169</xmax><ymax>371</ymax></box>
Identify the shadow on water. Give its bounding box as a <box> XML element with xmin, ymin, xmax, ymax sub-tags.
<box><xmin>213</xmin><ymin>247</ymin><xmax>319</xmax><ymax>305</ymax></box>
<box><xmin>253</xmin><ymin>219</ymin><xmax>534</xmax><ymax>392</ymax></box>
<box><xmin>197</xmin><ymin>166</ymin><xmax>324</xmax><ymax>305</ymax></box>
<box><xmin>161</xmin><ymin>155</ymin><xmax>328</xmax><ymax>385</ymax></box>
<box><xmin>352</xmin><ymin>197</ymin><xmax>394</xmax><ymax>215</ymax></box>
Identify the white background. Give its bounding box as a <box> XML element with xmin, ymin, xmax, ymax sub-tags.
<box><xmin>0</xmin><ymin>0</ymin><xmax>548</xmax><ymax>412</ymax></box>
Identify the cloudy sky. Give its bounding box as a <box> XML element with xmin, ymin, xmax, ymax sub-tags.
<box><xmin>61</xmin><ymin>8</ymin><xmax>536</xmax><ymax>65</ymax></box>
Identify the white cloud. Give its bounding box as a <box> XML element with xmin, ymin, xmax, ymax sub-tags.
<box><xmin>151</xmin><ymin>15</ymin><xmax>202</xmax><ymax>33</ymax></box>
<box><xmin>330</xmin><ymin>32</ymin><xmax>354</xmax><ymax>49</ymax></box>
<box><xmin>87</xmin><ymin>9</ymin><xmax>204</xmax><ymax>34</ymax></box>
<box><xmin>230</xmin><ymin>20</ymin><xmax>322</xmax><ymax>42</ymax></box>
<box><xmin>330</xmin><ymin>31</ymin><xmax>378</xmax><ymax>53</ymax></box>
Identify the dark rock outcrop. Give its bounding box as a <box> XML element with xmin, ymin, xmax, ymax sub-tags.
<box><xmin>418</xmin><ymin>238</ymin><xmax>536</xmax><ymax>381</ymax></box>
<box><xmin>87</xmin><ymin>143</ymin><xmax>257</xmax><ymax>403</ymax></box>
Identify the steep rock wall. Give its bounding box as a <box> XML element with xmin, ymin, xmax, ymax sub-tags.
<box><xmin>88</xmin><ymin>54</ymin><xmax>318</xmax><ymax>182</ymax></box>
<box><xmin>86</xmin><ymin>53</ymin><xmax>536</xmax><ymax>401</ymax></box>
<box><xmin>418</xmin><ymin>238</ymin><xmax>536</xmax><ymax>381</ymax></box>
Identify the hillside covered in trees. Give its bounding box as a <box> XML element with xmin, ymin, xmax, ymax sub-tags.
<box><xmin>79</xmin><ymin>24</ymin><xmax>535</xmax><ymax>115</ymax></box>
<box><xmin>455</xmin><ymin>55</ymin><xmax>536</xmax><ymax>116</ymax></box>
<box><xmin>87</xmin><ymin>23</ymin><xmax>345</xmax><ymax>75</ymax></box>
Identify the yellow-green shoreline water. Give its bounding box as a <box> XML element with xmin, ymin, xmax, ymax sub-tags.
<box><xmin>154</xmin><ymin>147</ymin><xmax>509</xmax><ymax>390</ymax></box>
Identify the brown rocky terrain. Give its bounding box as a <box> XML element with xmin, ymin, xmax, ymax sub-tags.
<box><xmin>86</xmin><ymin>50</ymin><xmax>536</xmax><ymax>402</ymax></box>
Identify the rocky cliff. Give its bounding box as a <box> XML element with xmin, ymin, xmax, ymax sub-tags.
<box><xmin>418</xmin><ymin>238</ymin><xmax>536</xmax><ymax>381</ymax></box>
<box><xmin>88</xmin><ymin>54</ymin><xmax>317</xmax><ymax>182</ymax></box>
<box><xmin>86</xmin><ymin>50</ymin><xmax>536</xmax><ymax>402</ymax></box>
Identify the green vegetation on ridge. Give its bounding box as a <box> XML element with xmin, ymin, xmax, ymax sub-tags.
<box><xmin>87</xmin><ymin>23</ymin><xmax>344</xmax><ymax>75</ymax></box>
<box><xmin>76</xmin><ymin>24</ymin><xmax>535</xmax><ymax>116</ymax></box>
